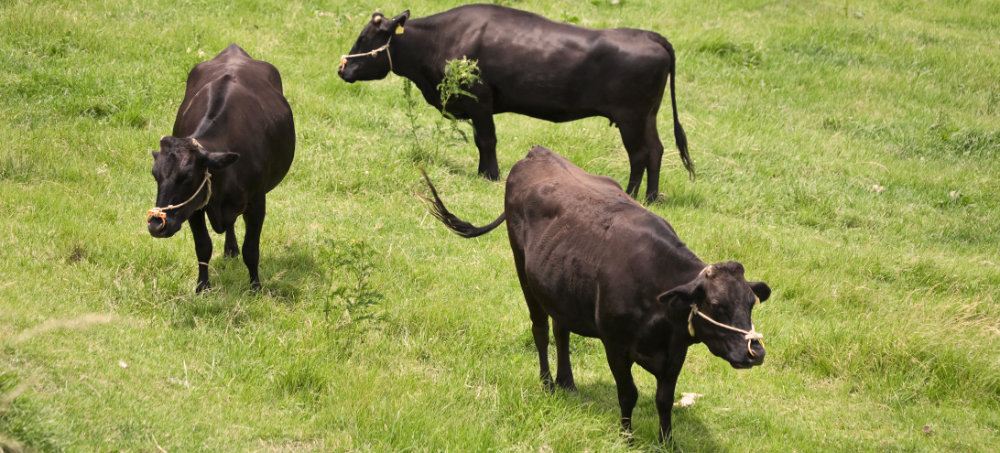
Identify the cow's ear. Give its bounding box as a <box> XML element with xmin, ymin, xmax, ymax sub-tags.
<box><xmin>393</xmin><ymin>10</ymin><xmax>410</xmax><ymax>28</ymax></box>
<box><xmin>657</xmin><ymin>279</ymin><xmax>705</xmax><ymax>311</ymax></box>
<box><xmin>151</xmin><ymin>151</ymin><xmax>159</xmax><ymax>159</ymax></box>
<box><xmin>749</xmin><ymin>281</ymin><xmax>771</xmax><ymax>303</ymax></box>
<box><xmin>204</xmin><ymin>151</ymin><xmax>239</xmax><ymax>169</ymax></box>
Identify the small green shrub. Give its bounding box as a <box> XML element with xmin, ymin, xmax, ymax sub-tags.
<box><xmin>321</xmin><ymin>240</ymin><xmax>383</xmax><ymax>336</ymax></box>
<box><xmin>436</xmin><ymin>57</ymin><xmax>481</xmax><ymax>122</ymax></box>
<box><xmin>401</xmin><ymin>58</ymin><xmax>483</xmax><ymax>164</ymax></box>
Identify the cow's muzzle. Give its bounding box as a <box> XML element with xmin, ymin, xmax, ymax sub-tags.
<box><xmin>146</xmin><ymin>208</ymin><xmax>177</xmax><ymax>238</ymax></box>
<box><xmin>145</xmin><ymin>170</ymin><xmax>212</xmax><ymax>237</ymax></box>
<box><xmin>146</xmin><ymin>208</ymin><xmax>167</xmax><ymax>231</ymax></box>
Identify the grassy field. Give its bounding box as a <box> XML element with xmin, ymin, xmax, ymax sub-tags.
<box><xmin>2</xmin><ymin>0</ymin><xmax>998</xmax><ymax>450</ymax></box>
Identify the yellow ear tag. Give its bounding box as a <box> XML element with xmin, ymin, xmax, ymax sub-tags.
<box><xmin>395</xmin><ymin>24</ymin><xmax>404</xmax><ymax>34</ymax></box>
<box><xmin>687</xmin><ymin>305</ymin><xmax>696</xmax><ymax>337</ymax></box>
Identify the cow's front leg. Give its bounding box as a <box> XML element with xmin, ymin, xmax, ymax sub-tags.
<box><xmin>604</xmin><ymin>345</ymin><xmax>638</xmax><ymax>439</ymax></box>
<box><xmin>654</xmin><ymin>348</ymin><xmax>688</xmax><ymax>443</ymax></box>
<box><xmin>471</xmin><ymin>114</ymin><xmax>499</xmax><ymax>180</ymax></box>
<box><xmin>223</xmin><ymin>226</ymin><xmax>240</xmax><ymax>258</ymax></box>
<box><xmin>242</xmin><ymin>194</ymin><xmax>266</xmax><ymax>291</ymax></box>
<box><xmin>188</xmin><ymin>211</ymin><xmax>213</xmax><ymax>293</ymax></box>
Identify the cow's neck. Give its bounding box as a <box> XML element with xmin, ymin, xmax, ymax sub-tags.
<box><xmin>389</xmin><ymin>24</ymin><xmax>447</xmax><ymax>110</ymax></box>
<box><xmin>180</xmin><ymin>133</ymin><xmax>226</xmax><ymax>213</ymax></box>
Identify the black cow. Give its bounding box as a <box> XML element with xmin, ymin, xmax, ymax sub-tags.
<box><xmin>146</xmin><ymin>44</ymin><xmax>295</xmax><ymax>292</ymax></box>
<box><xmin>341</xmin><ymin>4</ymin><xmax>692</xmax><ymax>203</ymax></box>
<box><xmin>421</xmin><ymin>146</ymin><xmax>770</xmax><ymax>441</ymax></box>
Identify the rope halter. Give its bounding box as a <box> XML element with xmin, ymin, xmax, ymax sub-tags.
<box><xmin>146</xmin><ymin>171</ymin><xmax>212</xmax><ymax>230</ymax></box>
<box><xmin>339</xmin><ymin>35</ymin><xmax>393</xmax><ymax>74</ymax></box>
<box><xmin>688</xmin><ymin>303</ymin><xmax>764</xmax><ymax>357</ymax></box>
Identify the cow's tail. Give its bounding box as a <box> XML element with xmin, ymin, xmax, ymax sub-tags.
<box><xmin>662</xmin><ymin>38</ymin><xmax>694</xmax><ymax>180</ymax></box>
<box><xmin>419</xmin><ymin>169</ymin><xmax>506</xmax><ymax>238</ymax></box>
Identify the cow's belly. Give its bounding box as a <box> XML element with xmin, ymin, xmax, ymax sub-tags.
<box><xmin>494</xmin><ymin>101</ymin><xmax>603</xmax><ymax>124</ymax></box>
<box><xmin>522</xmin><ymin>249</ymin><xmax>602</xmax><ymax>338</ymax></box>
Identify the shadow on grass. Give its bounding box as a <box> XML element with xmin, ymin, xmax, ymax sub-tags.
<box><xmin>649</xmin><ymin>183</ymin><xmax>706</xmax><ymax>210</ymax></box>
<box><xmin>415</xmin><ymin>153</ymin><xmax>496</xmax><ymax>182</ymax></box>
<box><xmin>168</xmin><ymin>237</ymin><xmax>320</xmax><ymax>329</ymax></box>
<box><xmin>571</xmin><ymin>380</ymin><xmax>726</xmax><ymax>452</ymax></box>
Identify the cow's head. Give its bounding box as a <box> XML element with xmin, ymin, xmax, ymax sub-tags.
<box><xmin>338</xmin><ymin>10</ymin><xmax>409</xmax><ymax>82</ymax></box>
<box><xmin>659</xmin><ymin>261</ymin><xmax>771</xmax><ymax>368</ymax></box>
<box><xmin>147</xmin><ymin>136</ymin><xmax>237</xmax><ymax>238</ymax></box>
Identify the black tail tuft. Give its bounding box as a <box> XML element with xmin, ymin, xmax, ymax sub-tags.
<box><xmin>418</xmin><ymin>168</ymin><xmax>506</xmax><ymax>238</ymax></box>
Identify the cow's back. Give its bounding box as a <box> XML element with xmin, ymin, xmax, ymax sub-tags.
<box><xmin>178</xmin><ymin>44</ymin><xmax>285</xmax><ymax>110</ymax></box>
<box><xmin>414</xmin><ymin>5</ymin><xmax>671</xmax><ymax>120</ymax></box>
<box><xmin>173</xmin><ymin>44</ymin><xmax>294</xmax><ymax>193</ymax></box>
<box><xmin>505</xmin><ymin>146</ymin><xmax>639</xmax><ymax>244</ymax></box>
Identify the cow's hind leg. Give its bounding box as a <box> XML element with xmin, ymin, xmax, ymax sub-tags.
<box><xmin>242</xmin><ymin>194</ymin><xmax>266</xmax><ymax>291</ymax></box>
<box><xmin>471</xmin><ymin>114</ymin><xmax>500</xmax><ymax>181</ymax></box>
<box><xmin>552</xmin><ymin>319</ymin><xmax>577</xmax><ymax>392</ymax></box>
<box><xmin>618</xmin><ymin>116</ymin><xmax>666</xmax><ymax>203</ymax></box>
<box><xmin>189</xmin><ymin>211</ymin><xmax>213</xmax><ymax>293</ymax></box>
<box><xmin>642</xmin><ymin>116</ymin><xmax>665</xmax><ymax>204</ymax></box>
<box><xmin>223</xmin><ymin>227</ymin><xmax>240</xmax><ymax>258</ymax></box>
<box><xmin>528</xmin><ymin>303</ymin><xmax>554</xmax><ymax>391</ymax></box>
<box><xmin>510</xmin><ymin>245</ymin><xmax>553</xmax><ymax>390</ymax></box>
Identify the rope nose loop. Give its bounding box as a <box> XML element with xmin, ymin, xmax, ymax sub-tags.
<box><xmin>688</xmin><ymin>304</ymin><xmax>765</xmax><ymax>358</ymax></box>
<box><xmin>146</xmin><ymin>209</ymin><xmax>167</xmax><ymax>230</ymax></box>
<box><xmin>339</xmin><ymin>36</ymin><xmax>393</xmax><ymax>74</ymax></box>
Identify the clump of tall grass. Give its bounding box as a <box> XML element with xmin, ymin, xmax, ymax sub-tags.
<box><xmin>320</xmin><ymin>239</ymin><xmax>384</xmax><ymax>350</ymax></box>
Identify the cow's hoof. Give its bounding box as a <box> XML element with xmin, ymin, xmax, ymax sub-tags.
<box><xmin>556</xmin><ymin>378</ymin><xmax>577</xmax><ymax>394</ymax></box>
<box><xmin>657</xmin><ymin>427</ymin><xmax>674</xmax><ymax>445</ymax></box>
<box><xmin>223</xmin><ymin>247</ymin><xmax>240</xmax><ymax>258</ymax></box>
<box><xmin>250</xmin><ymin>280</ymin><xmax>262</xmax><ymax>292</ymax></box>
<box><xmin>196</xmin><ymin>280</ymin><xmax>211</xmax><ymax>293</ymax></box>
<box><xmin>619</xmin><ymin>425</ymin><xmax>635</xmax><ymax>445</ymax></box>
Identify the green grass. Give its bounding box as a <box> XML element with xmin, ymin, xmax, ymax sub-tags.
<box><xmin>2</xmin><ymin>0</ymin><xmax>999</xmax><ymax>450</ymax></box>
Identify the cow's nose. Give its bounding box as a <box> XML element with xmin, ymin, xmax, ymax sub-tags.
<box><xmin>338</xmin><ymin>67</ymin><xmax>357</xmax><ymax>83</ymax></box>
<box><xmin>147</xmin><ymin>210</ymin><xmax>167</xmax><ymax>236</ymax></box>
<box><xmin>147</xmin><ymin>219</ymin><xmax>165</xmax><ymax>236</ymax></box>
